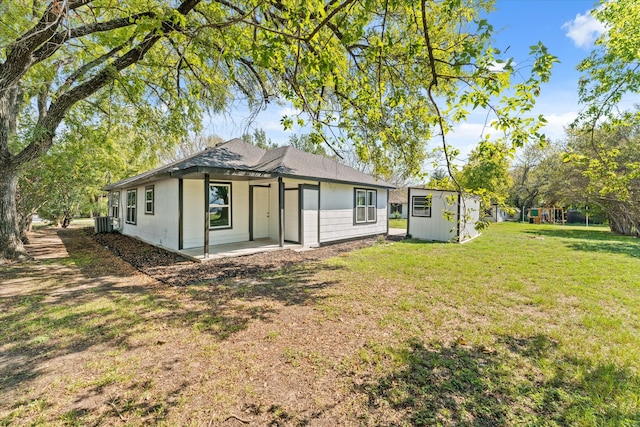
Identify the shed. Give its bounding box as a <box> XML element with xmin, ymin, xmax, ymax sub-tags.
<box><xmin>407</xmin><ymin>188</ymin><xmax>481</xmax><ymax>243</ymax></box>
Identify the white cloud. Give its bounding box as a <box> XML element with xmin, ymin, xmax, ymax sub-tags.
<box><xmin>539</xmin><ymin>111</ymin><xmax>578</xmax><ymax>141</ymax></box>
<box><xmin>279</xmin><ymin>107</ymin><xmax>302</xmax><ymax>117</ymax></box>
<box><xmin>562</xmin><ymin>10</ymin><xmax>606</xmax><ymax>49</ymax></box>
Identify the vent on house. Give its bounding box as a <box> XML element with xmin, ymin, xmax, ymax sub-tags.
<box><xmin>94</xmin><ymin>216</ymin><xmax>113</xmax><ymax>233</ymax></box>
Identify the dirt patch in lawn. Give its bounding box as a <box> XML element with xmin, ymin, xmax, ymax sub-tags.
<box><xmin>1</xmin><ymin>226</ymin><xmax>412</xmax><ymax>426</ymax></box>
<box><xmin>93</xmin><ymin>229</ymin><xmax>399</xmax><ymax>286</ymax></box>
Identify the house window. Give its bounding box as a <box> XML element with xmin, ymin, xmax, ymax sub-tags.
<box><xmin>209</xmin><ymin>183</ymin><xmax>231</xmax><ymax>229</ymax></box>
<box><xmin>110</xmin><ymin>191</ymin><xmax>120</xmax><ymax>218</ymax></box>
<box><xmin>391</xmin><ymin>203</ymin><xmax>403</xmax><ymax>215</ymax></box>
<box><xmin>355</xmin><ymin>189</ymin><xmax>377</xmax><ymax>224</ymax></box>
<box><xmin>126</xmin><ymin>189</ymin><xmax>137</xmax><ymax>224</ymax></box>
<box><xmin>412</xmin><ymin>195</ymin><xmax>432</xmax><ymax>217</ymax></box>
<box><xmin>145</xmin><ymin>186</ymin><xmax>154</xmax><ymax>215</ymax></box>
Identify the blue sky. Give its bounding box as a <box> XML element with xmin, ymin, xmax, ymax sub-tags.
<box><xmin>202</xmin><ymin>0</ymin><xmax>611</xmax><ymax>163</ymax></box>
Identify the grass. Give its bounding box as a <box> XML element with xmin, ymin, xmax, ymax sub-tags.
<box><xmin>389</xmin><ymin>218</ymin><xmax>407</xmax><ymax>229</ymax></box>
<box><xmin>1</xmin><ymin>223</ymin><xmax>639</xmax><ymax>425</ymax></box>
<box><xmin>322</xmin><ymin>222</ymin><xmax>640</xmax><ymax>425</ymax></box>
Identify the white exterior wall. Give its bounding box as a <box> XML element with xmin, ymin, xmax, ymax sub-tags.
<box><xmin>120</xmin><ymin>179</ymin><xmax>179</xmax><ymax>250</ymax></box>
<box><xmin>408</xmin><ymin>189</ymin><xmax>480</xmax><ymax>243</ymax></box>
<box><xmin>319</xmin><ymin>182</ymin><xmax>387</xmax><ymax>244</ymax></box>
<box><xmin>459</xmin><ymin>195</ymin><xmax>481</xmax><ymax>242</ymax></box>
<box><xmin>183</xmin><ymin>179</ymin><xmax>251</xmax><ymax>248</ymax></box>
<box><xmin>301</xmin><ymin>186</ymin><xmax>319</xmax><ymax>247</ymax></box>
<box><xmin>408</xmin><ymin>189</ymin><xmax>459</xmax><ymax>242</ymax></box>
<box><xmin>388</xmin><ymin>202</ymin><xmax>408</xmax><ymax>219</ymax></box>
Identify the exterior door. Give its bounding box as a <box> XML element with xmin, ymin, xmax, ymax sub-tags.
<box><xmin>253</xmin><ymin>186</ymin><xmax>270</xmax><ymax>239</ymax></box>
<box><xmin>284</xmin><ymin>189</ymin><xmax>299</xmax><ymax>242</ymax></box>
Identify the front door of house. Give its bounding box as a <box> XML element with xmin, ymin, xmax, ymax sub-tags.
<box><xmin>252</xmin><ymin>186</ymin><xmax>270</xmax><ymax>239</ymax></box>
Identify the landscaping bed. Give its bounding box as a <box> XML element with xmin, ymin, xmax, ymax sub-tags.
<box><xmin>93</xmin><ymin>229</ymin><xmax>398</xmax><ymax>286</ymax></box>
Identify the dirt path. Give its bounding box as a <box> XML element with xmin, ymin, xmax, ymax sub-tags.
<box><xmin>0</xmin><ymin>226</ymin><xmax>397</xmax><ymax>425</ymax></box>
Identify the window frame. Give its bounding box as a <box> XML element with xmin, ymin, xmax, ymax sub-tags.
<box><xmin>144</xmin><ymin>185</ymin><xmax>154</xmax><ymax>215</ymax></box>
<box><xmin>412</xmin><ymin>195</ymin><xmax>432</xmax><ymax>217</ymax></box>
<box><xmin>354</xmin><ymin>188</ymin><xmax>377</xmax><ymax>224</ymax></box>
<box><xmin>126</xmin><ymin>189</ymin><xmax>137</xmax><ymax>225</ymax></box>
<box><xmin>109</xmin><ymin>191</ymin><xmax>120</xmax><ymax>219</ymax></box>
<box><xmin>209</xmin><ymin>182</ymin><xmax>232</xmax><ymax>230</ymax></box>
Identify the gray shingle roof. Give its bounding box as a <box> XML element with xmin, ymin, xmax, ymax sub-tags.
<box><xmin>104</xmin><ymin>138</ymin><xmax>394</xmax><ymax>190</ymax></box>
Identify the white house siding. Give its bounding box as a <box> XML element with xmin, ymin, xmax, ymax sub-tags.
<box><xmin>182</xmin><ymin>178</ymin><xmax>251</xmax><ymax>249</ymax></box>
<box><xmin>408</xmin><ymin>189</ymin><xmax>459</xmax><ymax>242</ymax></box>
<box><xmin>121</xmin><ymin>179</ymin><xmax>179</xmax><ymax>250</ymax></box>
<box><xmin>459</xmin><ymin>196</ymin><xmax>481</xmax><ymax>242</ymax></box>
<box><xmin>388</xmin><ymin>203</ymin><xmax>408</xmax><ymax>219</ymax></box>
<box><xmin>301</xmin><ymin>186</ymin><xmax>319</xmax><ymax>247</ymax></box>
<box><xmin>319</xmin><ymin>182</ymin><xmax>387</xmax><ymax>243</ymax></box>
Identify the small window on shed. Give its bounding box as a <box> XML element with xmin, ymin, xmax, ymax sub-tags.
<box><xmin>412</xmin><ymin>195</ymin><xmax>432</xmax><ymax>217</ymax></box>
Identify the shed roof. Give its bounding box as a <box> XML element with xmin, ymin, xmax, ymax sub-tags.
<box><xmin>104</xmin><ymin>138</ymin><xmax>394</xmax><ymax>190</ymax></box>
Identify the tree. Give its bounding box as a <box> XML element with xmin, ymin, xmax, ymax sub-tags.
<box><xmin>241</xmin><ymin>128</ymin><xmax>277</xmax><ymax>150</ymax></box>
<box><xmin>564</xmin><ymin>120</ymin><xmax>640</xmax><ymax>236</ymax></box>
<box><xmin>288</xmin><ymin>133</ymin><xmax>327</xmax><ymax>156</ymax></box>
<box><xmin>0</xmin><ymin>0</ymin><xmax>556</xmax><ymax>262</ymax></box>
<box><xmin>160</xmin><ymin>134</ymin><xmax>223</xmax><ymax>164</ymax></box>
<box><xmin>458</xmin><ymin>142</ymin><xmax>513</xmax><ymax>208</ymax></box>
<box><xmin>577</xmin><ymin>0</ymin><xmax>640</xmax><ymax>127</ymax></box>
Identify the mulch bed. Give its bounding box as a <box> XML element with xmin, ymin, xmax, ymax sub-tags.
<box><xmin>92</xmin><ymin>229</ymin><xmax>401</xmax><ymax>286</ymax></box>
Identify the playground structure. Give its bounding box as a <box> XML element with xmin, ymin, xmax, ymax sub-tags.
<box><xmin>527</xmin><ymin>207</ymin><xmax>565</xmax><ymax>224</ymax></box>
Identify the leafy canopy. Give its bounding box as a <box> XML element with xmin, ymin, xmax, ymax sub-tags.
<box><xmin>1</xmin><ymin>0</ymin><xmax>556</xmax><ymax>176</ymax></box>
<box><xmin>577</xmin><ymin>0</ymin><xmax>640</xmax><ymax>127</ymax></box>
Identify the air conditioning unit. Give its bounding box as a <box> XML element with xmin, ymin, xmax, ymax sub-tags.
<box><xmin>94</xmin><ymin>216</ymin><xmax>113</xmax><ymax>233</ymax></box>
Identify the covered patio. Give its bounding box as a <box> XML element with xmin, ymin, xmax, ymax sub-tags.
<box><xmin>178</xmin><ymin>238</ymin><xmax>305</xmax><ymax>262</ymax></box>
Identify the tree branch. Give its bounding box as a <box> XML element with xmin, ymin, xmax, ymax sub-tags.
<box><xmin>32</xmin><ymin>12</ymin><xmax>155</xmax><ymax>64</ymax></box>
<box><xmin>12</xmin><ymin>0</ymin><xmax>202</xmax><ymax>168</ymax></box>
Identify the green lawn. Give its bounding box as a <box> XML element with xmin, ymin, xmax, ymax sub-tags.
<box><xmin>1</xmin><ymin>222</ymin><xmax>639</xmax><ymax>425</ymax></box>
<box><xmin>321</xmin><ymin>222</ymin><xmax>640</xmax><ymax>425</ymax></box>
<box><xmin>389</xmin><ymin>218</ymin><xmax>407</xmax><ymax>229</ymax></box>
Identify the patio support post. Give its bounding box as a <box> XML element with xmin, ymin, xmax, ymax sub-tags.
<box><xmin>204</xmin><ymin>174</ymin><xmax>210</xmax><ymax>259</ymax></box>
<box><xmin>278</xmin><ymin>177</ymin><xmax>284</xmax><ymax>247</ymax></box>
<box><xmin>178</xmin><ymin>179</ymin><xmax>183</xmax><ymax>250</ymax></box>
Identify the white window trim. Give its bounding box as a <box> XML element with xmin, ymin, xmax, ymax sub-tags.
<box><xmin>144</xmin><ymin>185</ymin><xmax>154</xmax><ymax>215</ymax></box>
<box><xmin>126</xmin><ymin>189</ymin><xmax>137</xmax><ymax>225</ymax></box>
<box><xmin>355</xmin><ymin>188</ymin><xmax>377</xmax><ymax>224</ymax></box>
<box><xmin>110</xmin><ymin>191</ymin><xmax>120</xmax><ymax>219</ymax></box>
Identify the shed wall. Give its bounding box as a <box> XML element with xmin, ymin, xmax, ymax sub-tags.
<box><xmin>408</xmin><ymin>189</ymin><xmax>458</xmax><ymax>242</ymax></box>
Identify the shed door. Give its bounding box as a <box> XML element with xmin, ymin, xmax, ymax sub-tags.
<box><xmin>284</xmin><ymin>189</ymin><xmax>299</xmax><ymax>243</ymax></box>
<box><xmin>253</xmin><ymin>186</ymin><xmax>270</xmax><ymax>239</ymax></box>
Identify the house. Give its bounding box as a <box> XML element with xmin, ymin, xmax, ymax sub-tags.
<box><xmin>103</xmin><ymin>139</ymin><xmax>394</xmax><ymax>260</ymax></box>
<box><xmin>407</xmin><ymin>187</ymin><xmax>481</xmax><ymax>243</ymax></box>
<box><xmin>484</xmin><ymin>203</ymin><xmax>508</xmax><ymax>222</ymax></box>
<box><xmin>484</xmin><ymin>204</ymin><xmax>520</xmax><ymax>222</ymax></box>
<box><xmin>388</xmin><ymin>188</ymin><xmax>408</xmax><ymax>219</ymax></box>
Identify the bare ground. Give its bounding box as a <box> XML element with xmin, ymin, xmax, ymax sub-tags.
<box><xmin>0</xmin><ymin>226</ymin><xmax>411</xmax><ymax>426</ymax></box>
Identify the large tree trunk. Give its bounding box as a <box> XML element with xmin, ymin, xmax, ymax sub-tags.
<box><xmin>0</xmin><ymin>170</ymin><xmax>28</xmax><ymax>262</ymax></box>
